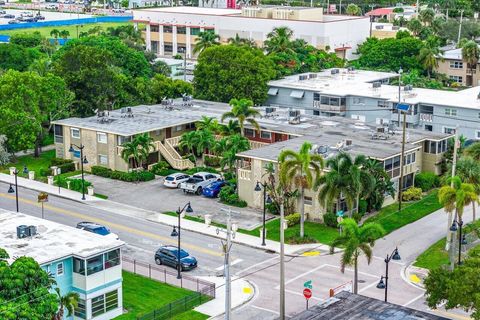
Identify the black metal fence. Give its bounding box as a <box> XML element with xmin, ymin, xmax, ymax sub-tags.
<box><xmin>122</xmin><ymin>256</ymin><xmax>216</xmax><ymax>299</ymax></box>
<box><xmin>137</xmin><ymin>292</ymin><xmax>211</xmax><ymax>320</ymax></box>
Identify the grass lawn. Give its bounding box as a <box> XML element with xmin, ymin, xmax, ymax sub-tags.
<box><xmin>1</xmin><ymin>22</ymin><xmax>132</xmax><ymax>37</ymax></box>
<box><xmin>170</xmin><ymin>310</ymin><xmax>209</xmax><ymax>320</ymax></box>
<box><xmin>0</xmin><ymin>149</ymin><xmax>56</xmax><ymax>177</ymax></box>
<box><xmin>115</xmin><ymin>271</ymin><xmax>209</xmax><ymax>320</ymax></box>
<box><xmin>365</xmin><ymin>190</ymin><xmax>442</xmax><ymax>235</ymax></box>
<box><xmin>414</xmin><ymin>238</ymin><xmax>449</xmax><ymax>270</ymax></box>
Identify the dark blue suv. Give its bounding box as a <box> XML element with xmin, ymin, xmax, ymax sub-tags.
<box><xmin>154</xmin><ymin>245</ymin><xmax>197</xmax><ymax>271</ymax></box>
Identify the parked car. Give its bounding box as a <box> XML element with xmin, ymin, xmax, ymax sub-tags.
<box><xmin>179</xmin><ymin>172</ymin><xmax>222</xmax><ymax>195</ymax></box>
<box><xmin>35</xmin><ymin>14</ymin><xmax>45</xmax><ymax>20</ymax></box>
<box><xmin>163</xmin><ymin>173</ymin><xmax>190</xmax><ymax>188</ymax></box>
<box><xmin>45</xmin><ymin>4</ymin><xmax>58</xmax><ymax>9</ymax></box>
<box><xmin>8</xmin><ymin>19</ymin><xmax>19</xmax><ymax>24</ymax></box>
<box><xmin>112</xmin><ymin>8</ymin><xmax>125</xmax><ymax>13</ymax></box>
<box><xmin>202</xmin><ymin>180</ymin><xmax>226</xmax><ymax>198</ymax></box>
<box><xmin>23</xmin><ymin>17</ymin><xmax>37</xmax><ymax>22</ymax></box>
<box><xmin>154</xmin><ymin>245</ymin><xmax>197</xmax><ymax>271</ymax></box>
<box><xmin>76</xmin><ymin>222</ymin><xmax>119</xmax><ymax>240</ymax></box>
<box><xmin>20</xmin><ymin>11</ymin><xmax>33</xmax><ymax>17</ymax></box>
<box><xmin>3</xmin><ymin>14</ymin><xmax>15</xmax><ymax>19</ymax></box>
<box><xmin>0</xmin><ymin>10</ymin><xmax>6</xmax><ymax>15</ymax></box>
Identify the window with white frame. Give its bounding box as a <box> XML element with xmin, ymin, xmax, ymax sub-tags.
<box><xmin>449</xmin><ymin>75</ymin><xmax>463</xmax><ymax>83</ymax></box>
<box><xmin>175</xmin><ymin>125</ymin><xmax>183</xmax><ymax>132</ymax></box>
<box><xmin>476</xmin><ymin>130</ymin><xmax>480</xmax><ymax>139</ymax></box>
<box><xmin>449</xmin><ymin>61</ymin><xmax>463</xmax><ymax>69</ymax></box>
<box><xmin>403</xmin><ymin>152</ymin><xmax>416</xmax><ymax>165</ymax></box>
<box><xmin>57</xmin><ymin>262</ymin><xmax>64</xmax><ymax>276</ymax></box>
<box><xmin>260</xmin><ymin>131</ymin><xmax>271</xmax><ymax>140</ymax></box>
<box><xmin>98</xmin><ymin>155</ymin><xmax>108</xmax><ymax>165</ymax></box>
<box><xmin>443</xmin><ymin>126</ymin><xmax>456</xmax><ymax>134</ymax></box>
<box><xmin>304</xmin><ymin>196</ymin><xmax>313</xmax><ymax>206</ymax></box>
<box><xmin>444</xmin><ymin>108</ymin><xmax>457</xmax><ymax>116</ymax></box>
<box><xmin>71</xmin><ymin>128</ymin><xmax>80</xmax><ymax>139</ymax></box>
<box><xmin>377</xmin><ymin>100</ymin><xmax>389</xmax><ymax>108</ymax></box>
<box><xmin>97</xmin><ymin>132</ymin><xmax>107</xmax><ymax>144</ymax></box>
<box><xmin>244</xmin><ymin>128</ymin><xmax>255</xmax><ymax>137</ymax></box>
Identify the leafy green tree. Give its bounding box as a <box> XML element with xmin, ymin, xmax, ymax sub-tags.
<box><xmin>462</xmin><ymin>41</ymin><xmax>479</xmax><ymax>84</ymax></box>
<box><xmin>0</xmin><ymin>250</ymin><xmax>59</xmax><ymax>319</ymax></box>
<box><xmin>104</xmin><ymin>24</ymin><xmax>144</xmax><ymax>49</ymax></box>
<box><xmin>363</xmin><ymin>159</ymin><xmax>395</xmax><ymax>211</ymax></box>
<box><xmin>9</xmin><ymin>32</ymin><xmax>43</xmax><ymax>47</ymax></box>
<box><xmin>50</xmin><ymin>28</ymin><xmax>60</xmax><ymax>45</ymax></box>
<box><xmin>419</xmin><ymin>8</ymin><xmax>435</xmax><ymax>26</ymax></box>
<box><xmin>218</xmin><ymin>134</ymin><xmax>250</xmax><ymax>172</ymax></box>
<box><xmin>121</xmin><ymin>133</ymin><xmax>155</xmax><ymax>169</ymax></box>
<box><xmin>279</xmin><ymin>141</ymin><xmax>324</xmax><ymax>238</ymax></box>
<box><xmin>221</xmin><ymin>98</ymin><xmax>260</xmax><ymax>137</ymax></box>
<box><xmin>0</xmin><ymin>135</ymin><xmax>10</xmax><ymax>165</ymax></box>
<box><xmin>59</xmin><ymin>30</ymin><xmax>70</xmax><ymax>40</ymax></box>
<box><xmin>453</xmin><ymin>157</ymin><xmax>480</xmax><ymax>221</ymax></box>
<box><xmin>330</xmin><ymin>218</ymin><xmax>385</xmax><ymax>294</ymax></box>
<box><xmin>219</xmin><ymin>120</ymin><xmax>240</xmax><ymax>136</ymax></box>
<box><xmin>346</xmin><ymin>3</ymin><xmax>361</xmax><ymax>15</ymax></box>
<box><xmin>149</xmin><ymin>74</ymin><xmax>193</xmax><ymax>103</ymax></box>
<box><xmin>193</xmin><ymin>31</ymin><xmax>220</xmax><ymax>55</ymax></box>
<box><xmin>151</xmin><ymin>60</ymin><xmax>171</xmax><ymax>76</ymax></box>
<box><xmin>424</xmin><ymin>247</ymin><xmax>480</xmax><ymax>319</ymax></box>
<box><xmin>407</xmin><ymin>18</ymin><xmax>423</xmax><ymax>37</ymax></box>
<box><xmin>0</xmin><ymin>44</ymin><xmax>42</xmax><ymax>71</ymax></box>
<box><xmin>264</xmin><ymin>26</ymin><xmax>294</xmax><ymax>54</ymax></box>
<box><xmin>228</xmin><ymin>33</ymin><xmax>256</xmax><ymax>47</ymax></box>
<box><xmin>464</xmin><ymin>142</ymin><xmax>480</xmax><ymax>161</ymax></box>
<box><xmin>53</xmin><ymin>288</ymin><xmax>79</xmax><ymax>320</ymax></box>
<box><xmin>194</xmin><ymin>45</ymin><xmax>276</xmax><ymax>104</ymax></box>
<box><xmin>418</xmin><ymin>45</ymin><xmax>439</xmax><ymax>77</ymax></box>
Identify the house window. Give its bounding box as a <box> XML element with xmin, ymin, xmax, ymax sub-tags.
<box><xmin>87</xmin><ymin>254</ymin><xmax>104</xmax><ymax>276</ymax></box>
<box><xmin>384</xmin><ymin>155</ymin><xmax>401</xmax><ymax>178</ymax></box>
<box><xmin>444</xmin><ymin>108</ymin><xmax>457</xmax><ymax>116</ymax></box>
<box><xmin>54</xmin><ymin>124</ymin><xmax>63</xmax><ymax>143</ymax></box>
<box><xmin>304</xmin><ymin>196</ymin><xmax>313</xmax><ymax>206</ymax></box>
<box><xmin>163</xmin><ymin>25</ymin><xmax>173</xmax><ymax>33</ymax></box>
<box><xmin>403</xmin><ymin>152</ymin><xmax>416</xmax><ymax>165</ymax></box>
<box><xmin>424</xmin><ymin>124</ymin><xmax>433</xmax><ymax>131</ymax></box>
<box><xmin>71</xmin><ymin>128</ymin><xmax>80</xmax><ymax>139</ymax></box>
<box><xmin>92</xmin><ymin>294</ymin><xmax>105</xmax><ymax>317</ymax></box>
<box><xmin>190</xmin><ymin>27</ymin><xmax>200</xmax><ymax>35</ymax></box>
<box><xmin>175</xmin><ymin>125</ymin><xmax>183</xmax><ymax>132</ymax></box>
<box><xmin>260</xmin><ymin>131</ymin><xmax>271</xmax><ymax>140</ymax></box>
<box><xmin>117</xmin><ymin>135</ymin><xmax>131</xmax><ymax>145</ymax></box>
<box><xmin>151</xmin><ymin>40</ymin><xmax>159</xmax><ymax>53</ymax></box>
<box><xmin>244</xmin><ymin>128</ymin><xmax>255</xmax><ymax>137</ymax></box>
<box><xmin>377</xmin><ymin>100</ymin><xmax>389</xmax><ymax>108</ymax></box>
<box><xmin>73</xmin><ymin>257</ymin><xmax>85</xmax><ymax>275</ymax></box>
<box><xmin>443</xmin><ymin>126</ymin><xmax>456</xmax><ymax>134</ymax></box>
<box><xmin>104</xmin><ymin>249</ymin><xmax>120</xmax><ymax>269</ymax></box>
<box><xmin>353</xmin><ymin>97</ymin><xmax>365</xmax><ymax>105</ymax></box>
<box><xmin>150</xmin><ymin>24</ymin><xmax>159</xmax><ymax>32</ymax></box>
<box><xmin>313</xmin><ymin>110</ymin><xmax>320</xmax><ymax>116</ymax></box>
<box><xmin>164</xmin><ymin>42</ymin><xmax>173</xmax><ymax>52</ymax></box>
<box><xmin>57</xmin><ymin>262</ymin><xmax>64</xmax><ymax>276</ymax></box>
<box><xmin>476</xmin><ymin>131</ymin><xmax>480</xmax><ymax>139</ymax></box>
<box><xmin>449</xmin><ymin>75</ymin><xmax>463</xmax><ymax>83</ymax></box>
<box><xmin>177</xmin><ymin>26</ymin><xmax>186</xmax><ymax>34</ymax></box>
<box><xmin>75</xmin><ymin>298</ymin><xmax>87</xmax><ymax>319</ymax></box>
<box><xmin>105</xmin><ymin>290</ymin><xmax>119</xmax><ymax>312</ymax></box>
<box><xmin>98</xmin><ymin>155</ymin><xmax>108</xmax><ymax>165</ymax></box>
<box><xmin>97</xmin><ymin>132</ymin><xmax>107</xmax><ymax>144</ymax></box>
<box><xmin>449</xmin><ymin>61</ymin><xmax>463</xmax><ymax>69</ymax></box>
<box><xmin>186</xmin><ymin>123</ymin><xmax>195</xmax><ymax>129</ymax></box>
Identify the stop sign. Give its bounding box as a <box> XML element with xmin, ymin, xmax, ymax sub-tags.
<box><xmin>303</xmin><ymin>288</ymin><xmax>312</xmax><ymax>299</ymax></box>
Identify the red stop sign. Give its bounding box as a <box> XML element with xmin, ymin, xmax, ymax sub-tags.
<box><xmin>303</xmin><ymin>288</ymin><xmax>312</xmax><ymax>299</ymax></box>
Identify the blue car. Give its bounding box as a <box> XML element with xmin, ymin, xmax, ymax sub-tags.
<box><xmin>202</xmin><ymin>180</ymin><xmax>226</xmax><ymax>198</ymax></box>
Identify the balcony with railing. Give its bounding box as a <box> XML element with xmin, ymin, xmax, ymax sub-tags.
<box><xmin>238</xmin><ymin>164</ymin><xmax>252</xmax><ymax>181</ymax></box>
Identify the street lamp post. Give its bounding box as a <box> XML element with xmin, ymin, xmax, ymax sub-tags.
<box><xmin>254</xmin><ymin>181</ymin><xmax>272</xmax><ymax>246</ymax></box>
<box><xmin>377</xmin><ymin>247</ymin><xmax>401</xmax><ymax>302</ymax></box>
<box><xmin>68</xmin><ymin>144</ymin><xmax>88</xmax><ymax>200</ymax></box>
<box><xmin>450</xmin><ymin>215</ymin><xmax>466</xmax><ymax>265</ymax></box>
<box><xmin>180</xmin><ymin>47</ymin><xmax>187</xmax><ymax>82</ymax></box>
<box><xmin>170</xmin><ymin>202</ymin><xmax>193</xmax><ymax>279</ymax></box>
<box><xmin>7</xmin><ymin>165</ymin><xmax>28</xmax><ymax>212</ymax></box>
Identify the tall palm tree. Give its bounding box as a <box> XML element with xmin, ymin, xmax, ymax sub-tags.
<box><xmin>53</xmin><ymin>288</ymin><xmax>79</xmax><ymax>320</ymax></box>
<box><xmin>407</xmin><ymin>18</ymin><xmax>422</xmax><ymax>37</ymax></box>
<box><xmin>193</xmin><ymin>31</ymin><xmax>220</xmax><ymax>55</ymax></box>
<box><xmin>59</xmin><ymin>30</ymin><xmax>70</xmax><ymax>40</ymax></box>
<box><xmin>228</xmin><ymin>33</ymin><xmax>256</xmax><ymax>47</ymax></box>
<box><xmin>346</xmin><ymin>3</ymin><xmax>361</xmax><ymax>16</ymax></box>
<box><xmin>179</xmin><ymin>131</ymin><xmax>197</xmax><ymax>157</ymax></box>
<box><xmin>264</xmin><ymin>26</ymin><xmax>294</xmax><ymax>54</ymax></box>
<box><xmin>219</xmin><ymin>134</ymin><xmax>250</xmax><ymax>172</ymax></box>
<box><xmin>50</xmin><ymin>29</ymin><xmax>60</xmax><ymax>45</ymax></box>
<box><xmin>330</xmin><ymin>218</ymin><xmax>385</xmax><ymax>294</ymax></box>
<box><xmin>135</xmin><ymin>133</ymin><xmax>155</xmax><ymax>169</ymax></box>
<box><xmin>464</xmin><ymin>142</ymin><xmax>480</xmax><ymax>161</ymax></box>
<box><xmin>221</xmin><ymin>98</ymin><xmax>260</xmax><ymax>137</ymax></box>
<box><xmin>219</xmin><ymin>119</ymin><xmax>240</xmax><ymax>136</ymax></box>
<box><xmin>448</xmin><ymin>158</ymin><xmax>480</xmax><ymax>221</ymax></box>
<box><xmin>194</xmin><ymin>129</ymin><xmax>215</xmax><ymax>159</ymax></box>
<box><xmin>196</xmin><ymin>116</ymin><xmax>219</xmax><ymax>132</ymax></box>
<box><xmin>418</xmin><ymin>45</ymin><xmax>439</xmax><ymax>77</ymax></box>
<box><xmin>462</xmin><ymin>41</ymin><xmax>479</xmax><ymax>85</ymax></box>
<box><xmin>121</xmin><ymin>133</ymin><xmax>154</xmax><ymax>169</ymax></box>
<box><xmin>419</xmin><ymin>8</ymin><xmax>435</xmax><ymax>26</ymax></box>
<box><xmin>279</xmin><ymin>141</ymin><xmax>324</xmax><ymax>238</ymax></box>
<box><xmin>363</xmin><ymin>159</ymin><xmax>395</xmax><ymax>211</ymax></box>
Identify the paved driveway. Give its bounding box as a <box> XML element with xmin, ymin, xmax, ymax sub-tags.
<box><xmin>85</xmin><ymin>174</ymin><xmax>273</xmax><ymax>230</ymax></box>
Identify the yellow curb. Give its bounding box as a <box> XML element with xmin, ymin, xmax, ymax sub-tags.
<box><xmin>243</xmin><ymin>287</ymin><xmax>252</xmax><ymax>294</ymax></box>
<box><xmin>302</xmin><ymin>251</ymin><xmax>320</xmax><ymax>257</ymax></box>
<box><xmin>410</xmin><ymin>274</ymin><xmax>421</xmax><ymax>284</ymax></box>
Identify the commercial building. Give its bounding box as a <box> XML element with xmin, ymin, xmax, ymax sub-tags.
<box><xmin>436</xmin><ymin>46</ymin><xmax>480</xmax><ymax>87</ymax></box>
<box><xmin>132</xmin><ymin>6</ymin><xmax>370</xmax><ymax>59</ymax></box>
<box><xmin>0</xmin><ymin>209</ymin><xmax>124</xmax><ymax>320</ymax></box>
<box><xmin>267</xmin><ymin>68</ymin><xmax>480</xmax><ymax>140</ymax></box>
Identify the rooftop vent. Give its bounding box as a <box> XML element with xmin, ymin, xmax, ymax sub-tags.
<box><xmin>16</xmin><ymin>225</ymin><xmax>37</xmax><ymax>239</ymax></box>
<box><xmin>372</xmin><ymin>82</ymin><xmax>382</xmax><ymax>88</ymax></box>
<box><xmin>309</xmin><ymin>73</ymin><xmax>317</xmax><ymax>79</ymax></box>
<box><xmin>345</xmin><ymin>139</ymin><xmax>353</xmax><ymax>146</ymax></box>
<box><xmin>299</xmin><ymin>74</ymin><xmax>308</xmax><ymax>81</ymax></box>
<box><xmin>404</xmin><ymin>85</ymin><xmax>413</xmax><ymax>91</ymax></box>
<box><xmin>265</xmin><ymin>107</ymin><xmax>276</xmax><ymax>114</ymax></box>
<box><xmin>331</xmin><ymin>69</ymin><xmax>340</xmax><ymax>75</ymax></box>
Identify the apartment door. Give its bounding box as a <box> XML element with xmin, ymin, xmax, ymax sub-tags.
<box><xmin>166</xmin><ymin>128</ymin><xmax>172</xmax><ymax>139</ymax></box>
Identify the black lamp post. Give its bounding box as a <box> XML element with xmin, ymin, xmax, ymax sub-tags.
<box><xmin>255</xmin><ymin>181</ymin><xmax>272</xmax><ymax>246</ymax></box>
<box><xmin>450</xmin><ymin>216</ymin><xmax>465</xmax><ymax>265</ymax></box>
<box><xmin>377</xmin><ymin>247</ymin><xmax>401</xmax><ymax>302</ymax></box>
<box><xmin>68</xmin><ymin>144</ymin><xmax>88</xmax><ymax>200</ymax></box>
<box><xmin>171</xmin><ymin>202</ymin><xmax>193</xmax><ymax>279</ymax></box>
<box><xmin>7</xmin><ymin>165</ymin><xmax>28</xmax><ymax>212</ymax></box>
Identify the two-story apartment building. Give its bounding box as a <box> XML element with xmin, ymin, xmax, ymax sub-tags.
<box><xmin>0</xmin><ymin>209</ymin><xmax>124</xmax><ymax>320</ymax></box>
<box><xmin>132</xmin><ymin>6</ymin><xmax>369</xmax><ymax>60</ymax></box>
<box><xmin>267</xmin><ymin>68</ymin><xmax>480</xmax><ymax>141</ymax></box>
<box><xmin>436</xmin><ymin>46</ymin><xmax>480</xmax><ymax>87</ymax></box>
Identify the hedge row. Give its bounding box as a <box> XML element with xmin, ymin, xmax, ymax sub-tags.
<box><xmin>91</xmin><ymin>166</ymin><xmax>155</xmax><ymax>182</ymax></box>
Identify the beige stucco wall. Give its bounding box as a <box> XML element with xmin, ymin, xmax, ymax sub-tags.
<box><xmin>371</xmin><ymin>29</ymin><xmax>397</xmax><ymax>39</ymax></box>
<box><xmin>436</xmin><ymin>59</ymin><xmax>480</xmax><ymax>86</ymax></box>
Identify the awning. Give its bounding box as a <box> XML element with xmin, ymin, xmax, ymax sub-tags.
<box><xmin>268</xmin><ymin>88</ymin><xmax>279</xmax><ymax>96</ymax></box>
<box><xmin>290</xmin><ymin>90</ymin><xmax>304</xmax><ymax>99</ymax></box>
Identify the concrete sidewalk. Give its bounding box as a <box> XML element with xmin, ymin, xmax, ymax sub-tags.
<box><xmin>0</xmin><ymin>173</ymin><xmax>328</xmax><ymax>256</ymax></box>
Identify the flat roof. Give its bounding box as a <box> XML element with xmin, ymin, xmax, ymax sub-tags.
<box><xmin>269</xmin><ymin>68</ymin><xmax>480</xmax><ymax>110</ymax></box>
<box><xmin>134</xmin><ymin>6</ymin><xmax>241</xmax><ymax>15</ymax></box>
<box><xmin>292</xmin><ymin>291</ymin><xmax>449</xmax><ymax>320</ymax></box>
<box><xmin>0</xmin><ymin>209</ymin><xmax>124</xmax><ymax>265</ymax></box>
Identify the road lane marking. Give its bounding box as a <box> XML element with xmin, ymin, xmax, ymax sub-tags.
<box><xmin>215</xmin><ymin>258</ymin><xmax>243</xmax><ymax>271</ymax></box>
<box><xmin>358</xmin><ymin>280</ymin><xmax>382</xmax><ymax>293</ymax></box>
<box><xmin>251</xmin><ymin>305</ymin><xmax>280</xmax><ymax>315</ymax></box>
<box><xmin>235</xmin><ymin>256</ymin><xmax>278</xmax><ymax>276</ymax></box>
<box><xmin>403</xmin><ymin>293</ymin><xmax>425</xmax><ymax>307</ymax></box>
<box><xmin>275</xmin><ymin>264</ymin><xmax>328</xmax><ymax>289</ymax></box>
<box><xmin>0</xmin><ymin>193</ymin><xmax>222</xmax><ymax>257</ymax></box>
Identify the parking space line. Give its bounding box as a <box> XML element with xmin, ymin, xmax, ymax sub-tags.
<box><xmin>324</xmin><ymin>264</ymin><xmax>379</xmax><ymax>278</ymax></box>
<box><xmin>358</xmin><ymin>280</ymin><xmax>382</xmax><ymax>293</ymax></box>
<box><xmin>275</xmin><ymin>264</ymin><xmax>328</xmax><ymax>289</ymax></box>
<box><xmin>403</xmin><ymin>293</ymin><xmax>425</xmax><ymax>307</ymax></box>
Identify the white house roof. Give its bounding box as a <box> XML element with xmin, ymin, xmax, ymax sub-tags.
<box><xmin>136</xmin><ymin>6</ymin><xmax>241</xmax><ymax>16</ymax></box>
<box><xmin>440</xmin><ymin>48</ymin><xmax>462</xmax><ymax>60</ymax></box>
<box><xmin>0</xmin><ymin>210</ymin><xmax>124</xmax><ymax>265</ymax></box>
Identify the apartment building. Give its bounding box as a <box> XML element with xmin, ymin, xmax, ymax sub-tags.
<box><xmin>235</xmin><ymin>113</ymin><xmax>451</xmax><ymax>220</ymax></box>
<box><xmin>267</xmin><ymin>68</ymin><xmax>480</xmax><ymax>141</ymax></box>
<box><xmin>132</xmin><ymin>6</ymin><xmax>370</xmax><ymax>59</ymax></box>
<box><xmin>436</xmin><ymin>46</ymin><xmax>480</xmax><ymax>87</ymax></box>
<box><xmin>0</xmin><ymin>209</ymin><xmax>124</xmax><ymax>320</ymax></box>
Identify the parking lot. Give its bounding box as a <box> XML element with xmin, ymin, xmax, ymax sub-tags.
<box><xmin>0</xmin><ymin>9</ymin><xmax>92</xmax><ymax>25</ymax></box>
<box><xmin>85</xmin><ymin>174</ymin><xmax>273</xmax><ymax>230</ymax></box>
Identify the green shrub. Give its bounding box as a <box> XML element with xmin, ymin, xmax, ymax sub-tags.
<box><xmin>286</xmin><ymin>234</ymin><xmax>317</xmax><ymax>244</ymax></box>
<box><xmin>266</xmin><ymin>202</ymin><xmax>279</xmax><ymax>215</ymax></box>
<box><xmin>91</xmin><ymin>166</ymin><xmax>112</xmax><ymax>177</ymax></box>
<box><xmin>55</xmin><ymin>176</ymin><xmax>92</xmax><ymax>193</ymax></box>
<box><xmin>219</xmin><ymin>185</ymin><xmax>247</xmax><ymax>208</ymax></box>
<box><xmin>204</xmin><ymin>156</ymin><xmax>221</xmax><ymax>167</ymax></box>
<box><xmin>223</xmin><ymin>172</ymin><xmax>235</xmax><ymax>181</ymax></box>
<box><xmin>323</xmin><ymin>212</ymin><xmax>338</xmax><ymax>228</ymax></box>
<box><xmin>184</xmin><ymin>154</ymin><xmax>196</xmax><ymax>163</ymax></box>
<box><xmin>56</xmin><ymin>162</ymin><xmax>76</xmax><ymax>174</ymax></box>
<box><xmin>415</xmin><ymin>172</ymin><xmax>440</xmax><ymax>192</ymax></box>
<box><xmin>352</xmin><ymin>211</ymin><xmax>363</xmax><ymax>223</ymax></box>
<box><xmin>150</xmin><ymin>161</ymin><xmax>175</xmax><ymax>176</ymax></box>
<box><xmin>359</xmin><ymin>199</ymin><xmax>368</xmax><ymax>214</ymax></box>
<box><xmin>91</xmin><ymin>165</ymin><xmax>155</xmax><ymax>182</ymax></box>
<box><xmin>50</xmin><ymin>158</ymin><xmax>73</xmax><ymax>166</ymax></box>
<box><xmin>286</xmin><ymin>213</ymin><xmax>301</xmax><ymax>227</ymax></box>
<box><xmin>39</xmin><ymin>168</ymin><xmax>51</xmax><ymax>177</ymax></box>
<box><xmin>402</xmin><ymin>187</ymin><xmax>422</xmax><ymax>202</ymax></box>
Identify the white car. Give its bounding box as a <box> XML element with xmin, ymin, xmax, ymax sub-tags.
<box><xmin>45</xmin><ymin>3</ymin><xmax>58</xmax><ymax>9</ymax></box>
<box><xmin>20</xmin><ymin>11</ymin><xmax>33</xmax><ymax>17</ymax></box>
<box><xmin>164</xmin><ymin>173</ymin><xmax>190</xmax><ymax>188</ymax></box>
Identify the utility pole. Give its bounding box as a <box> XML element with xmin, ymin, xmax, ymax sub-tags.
<box><xmin>218</xmin><ymin>208</ymin><xmax>238</xmax><ymax>320</ymax></box>
<box><xmin>279</xmin><ymin>203</ymin><xmax>285</xmax><ymax>320</ymax></box>
<box><xmin>398</xmin><ymin>110</ymin><xmax>407</xmax><ymax>211</ymax></box>
<box><xmin>457</xmin><ymin>10</ymin><xmax>464</xmax><ymax>45</ymax></box>
<box><xmin>446</xmin><ymin>126</ymin><xmax>459</xmax><ymax>263</ymax></box>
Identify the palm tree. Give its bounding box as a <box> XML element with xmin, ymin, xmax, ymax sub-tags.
<box><xmin>330</xmin><ymin>218</ymin><xmax>385</xmax><ymax>294</ymax></box>
<box><xmin>221</xmin><ymin>98</ymin><xmax>260</xmax><ymax>137</ymax></box>
<box><xmin>346</xmin><ymin>3</ymin><xmax>361</xmax><ymax>16</ymax></box>
<box><xmin>464</xmin><ymin>142</ymin><xmax>480</xmax><ymax>161</ymax></box>
<box><xmin>418</xmin><ymin>46</ymin><xmax>439</xmax><ymax>77</ymax></box>
<box><xmin>50</xmin><ymin>29</ymin><xmax>60</xmax><ymax>45</ymax></box>
<box><xmin>194</xmin><ymin>129</ymin><xmax>215</xmax><ymax>161</ymax></box>
<box><xmin>419</xmin><ymin>8</ymin><xmax>435</xmax><ymax>26</ymax></box>
<box><xmin>279</xmin><ymin>141</ymin><xmax>324</xmax><ymax>238</ymax></box>
<box><xmin>264</xmin><ymin>26</ymin><xmax>294</xmax><ymax>54</ymax></box>
<box><xmin>363</xmin><ymin>159</ymin><xmax>395</xmax><ymax>211</ymax></box>
<box><xmin>53</xmin><ymin>288</ymin><xmax>79</xmax><ymax>320</ymax></box>
<box><xmin>407</xmin><ymin>18</ymin><xmax>422</xmax><ymax>37</ymax></box>
<box><xmin>219</xmin><ymin>134</ymin><xmax>250</xmax><ymax>172</ymax></box>
<box><xmin>219</xmin><ymin>120</ymin><xmax>240</xmax><ymax>136</ymax></box>
<box><xmin>228</xmin><ymin>33</ymin><xmax>256</xmax><ymax>47</ymax></box>
<box><xmin>462</xmin><ymin>41</ymin><xmax>479</xmax><ymax>86</ymax></box>
<box><xmin>59</xmin><ymin>30</ymin><xmax>70</xmax><ymax>40</ymax></box>
<box><xmin>193</xmin><ymin>31</ymin><xmax>220</xmax><ymax>55</ymax></box>
<box><xmin>179</xmin><ymin>131</ymin><xmax>197</xmax><ymax>157</ymax></box>
<box><xmin>196</xmin><ymin>116</ymin><xmax>219</xmax><ymax>132</ymax></box>
<box><xmin>121</xmin><ymin>133</ymin><xmax>154</xmax><ymax>169</ymax></box>
<box><xmin>448</xmin><ymin>158</ymin><xmax>480</xmax><ymax>221</ymax></box>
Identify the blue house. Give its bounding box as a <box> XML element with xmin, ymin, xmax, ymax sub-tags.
<box><xmin>0</xmin><ymin>209</ymin><xmax>125</xmax><ymax>320</ymax></box>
